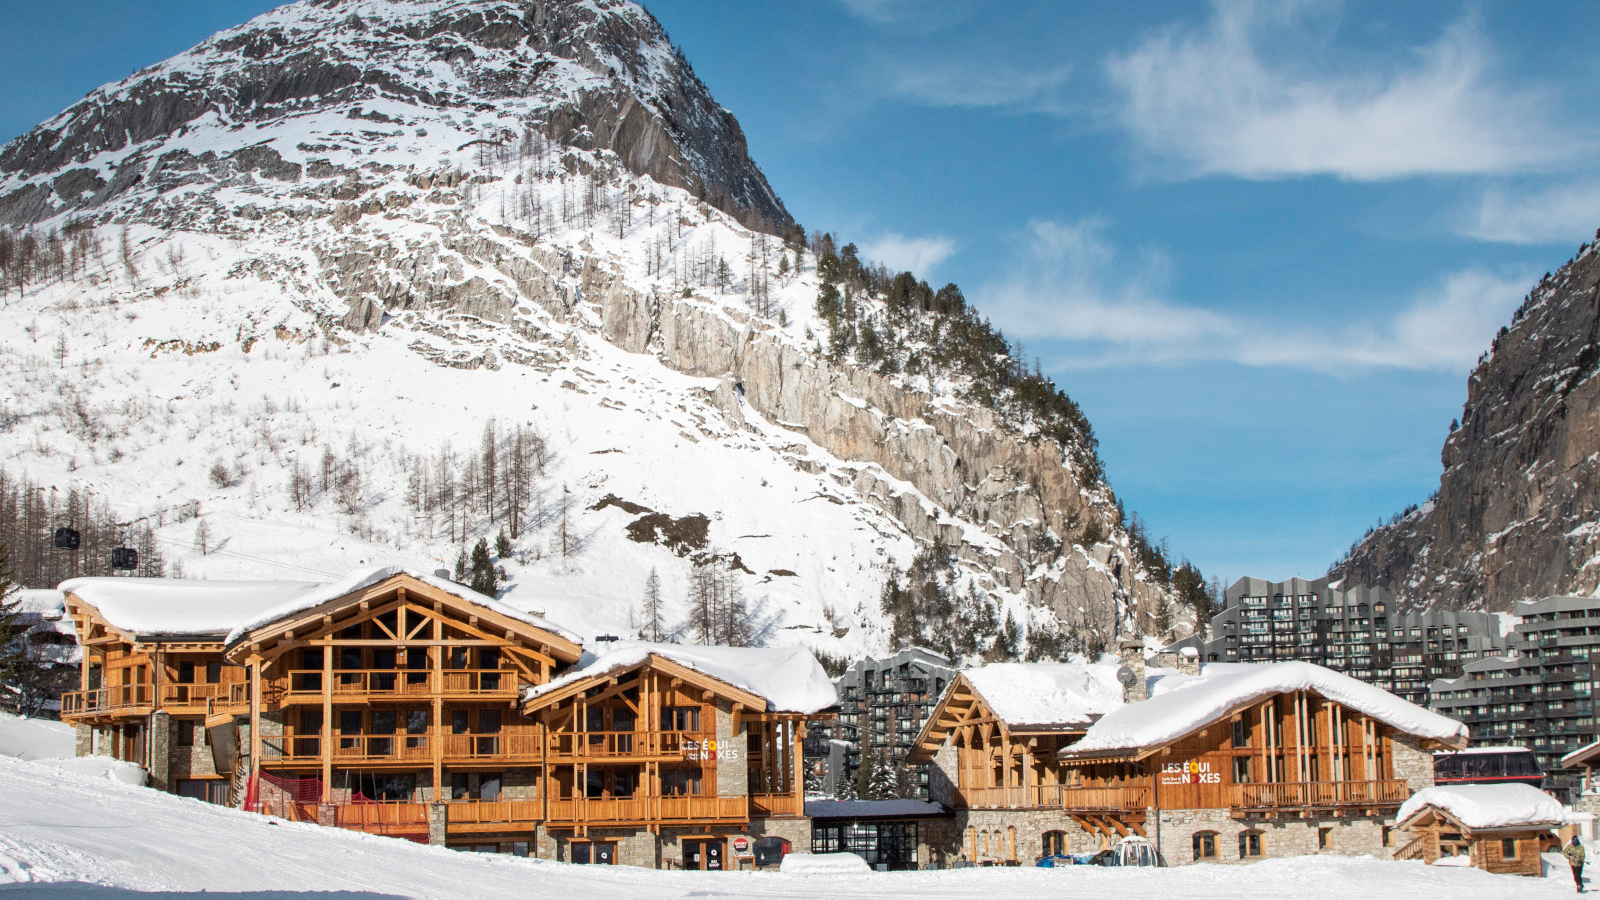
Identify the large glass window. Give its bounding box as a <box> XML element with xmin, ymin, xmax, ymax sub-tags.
<box><xmin>1193</xmin><ymin>831</ymin><xmax>1217</xmax><ymax>860</ymax></box>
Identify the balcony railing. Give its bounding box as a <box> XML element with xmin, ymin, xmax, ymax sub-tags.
<box><xmin>159</xmin><ymin>682</ymin><xmax>234</xmax><ymax>708</ymax></box>
<box><xmin>1231</xmin><ymin>780</ymin><xmax>1409</xmax><ymax>810</ymax></box>
<box><xmin>544</xmin><ymin>731</ymin><xmax>715</xmax><ymax>760</ymax></box>
<box><xmin>545</xmin><ymin>794</ymin><xmax>747</xmax><ymax>825</ymax></box>
<box><xmin>279</xmin><ymin>669</ymin><xmax>516</xmax><ymax>700</ymax></box>
<box><xmin>749</xmin><ymin>793</ymin><xmax>803</xmax><ymax>817</ymax></box>
<box><xmin>61</xmin><ymin>684</ymin><xmax>153</xmax><ymax>717</ymax></box>
<box><xmin>265</xmin><ymin>732</ymin><xmax>540</xmax><ymax>763</ymax></box>
<box><xmin>441</xmin><ymin>732</ymin><xmax>540</xmax><ymax>760</ymax></box>
<box><xmin>260</xmin><ymin>799</ymin><xmax>429</xmax><ymax>837</ymax></box>
<box><xmin>959</xmin><ymin>784</ymin><xmax>1146</xmax><ymax>810</ymax></box>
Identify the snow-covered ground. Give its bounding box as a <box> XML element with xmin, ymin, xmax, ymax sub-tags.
<box><xmin>0</xmin><ymin>752</ymin><xmax>1581</xmax><ymax>898</ymax></box>
<box><xmin>0</xmin><ymin>713</ymin><xmax>145</xmax><ymax>785</ymax></box>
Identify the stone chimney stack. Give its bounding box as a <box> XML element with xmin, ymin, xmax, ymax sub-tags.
<box><xmin>1118</xmin><ymin>639</ymin><xmax>1148</xmax><ymax>703</ymax></box>
<box><xmin>1177</xmin><ymin>647</ymin><xmax>1201</xmax><ymax>676</ymax></box>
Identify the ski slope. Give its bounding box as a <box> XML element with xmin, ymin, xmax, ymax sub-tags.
<box><xmin>0</xmin><ymin>752</ymin><xmax>1581</xmax><ymax>899</ymax></box>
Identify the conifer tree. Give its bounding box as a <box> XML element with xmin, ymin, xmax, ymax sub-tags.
<box><xmin>0</xmin><ymin>542</ymin><xmax>27</xmax><ymax>712</ymax></box>
<box><xmin>468</xmin><ymin>538</ymin><xmax>500</xmax><ymax>597</ymax></box>
<box><xmin>638</xmin><ymin>567</ymin><xmax>666</xmax><ymax>642</ymax></box>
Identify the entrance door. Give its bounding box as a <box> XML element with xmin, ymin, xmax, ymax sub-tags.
<box><xmin>684</xmin><ymin>839</ymin><xmax>724</xmax><ymax>871</ymax></box>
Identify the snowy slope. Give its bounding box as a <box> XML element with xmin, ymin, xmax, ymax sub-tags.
<box><xmin>0</xmin><ymin>753</ymin><xmax>1583</xmax><ymax>898</ymax></box>
<box><xmin>0</xmin><ymin>0</ymin><xmax>1180</xmax><ymax>660</ymax></box>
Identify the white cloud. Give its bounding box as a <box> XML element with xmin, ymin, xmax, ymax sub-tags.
<box><xmin>981</xmin><ymin>218</ymin><xmax>1528</xmax><ymax>372</ymax></box>
<box><xmin>1461</xmin><ymin>182</ymin><xmax>1600</xmax><ymax>245</ymax></box>
<box><xmin>838</xmin><ymin>0</ymin><xmax>984</xmax><ymax>29</ymax></box>
<box><xmin>1106</xmin><ymin>0</ymin><xmax>1581</xmax><ymax>181</ymax></box>
<box><xmin>888</xmin><ymin>63</ymin><xmax>1074</xmax><ymax>111</ymax></box>
<box><xmin>860</xmin><ymin>233</ymin><xmax>958</xmax><ymax>279</ymax></box>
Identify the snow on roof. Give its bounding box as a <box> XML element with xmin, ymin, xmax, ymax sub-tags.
<box><xmin>224</xmin><ymin>566</ymin><xmax>580</xmax><ymax>648</ymax></box>
<box><xmin>61</xmin><ymin>577</ymin><xmax>325</xmax><ymax>638</ymax></box>
<box><xmin>522</xmin><ymin>640</ymin><xmax>837</xmax><ymax>714</ymax></box>
<box><xmin>1398</xmin><ymin>784</ymin><xmax>1566</xmax><ymax>831</ymax></box>
<box><xmin>804</xmin><ymin>799</ymin><xmax>946</xmax><ymax>819</ymax></box>
<box><xmin>1440</xmin><ymin>745</ymin><xmax>1535</xmax><ymax>756</ymax></box>
<box><xmin>1563</xmin><ymin>738</ymin><xmax>1600</xmax><ymax>769</ymax></box>
<box><xmin>961</xmin><ymin>662</ymin><xmax>1123</xmax><ymax>729</ymax></box>
<box><xmin>1065</xmin><ymin>661</ymin><xmax>1467</xmax><ymax>755</ymax></box>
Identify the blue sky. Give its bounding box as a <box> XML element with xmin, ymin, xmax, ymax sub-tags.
<box><xmin>4</xmin><ymin>1</ymin><xmax>1599</xmax><ymax>589</ymax></box>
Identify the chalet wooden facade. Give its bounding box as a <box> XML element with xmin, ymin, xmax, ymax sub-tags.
<box><xmin>912</xmin><ymin>660</ymin><xmax>1468</xmax><ymax>866</ymax></box>
<box><xmin>60</xmin><ymin>568</ymin><xmax>833</xmax><ymax>867</ymax></box>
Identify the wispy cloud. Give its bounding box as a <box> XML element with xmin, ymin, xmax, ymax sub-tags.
<box><xmin>981</xmin><ymin>218</ymin><xmax>1529</xmax><ymax>372</ymax></box>
<box><xmin>838</xmin><ymin>0</ymin><xmax>986</xmax><ymax>30</ymax></box>
<box><xmin>1461</xmin><ymin>182</ymin><xmax>1600</xmax><ymax>245</ymax></box>
<box><xmin>860</xmin><ymin>233</ymin><xmax>958</xmax><ymax>279</ymax></box>
<box><xmin>1106</xmin><ymin>0</ymin><xmax>1582</xmax><ymax>181</ymax></box>
<box><xmin>888</xmin><ymin>63</ymin><xmax>1074</xmax><ymax>111</ymax></box>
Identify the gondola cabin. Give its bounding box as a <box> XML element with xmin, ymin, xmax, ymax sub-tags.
<box><xmin>1433</xmin><ymin>746</ymin><xmax>1543</xmax><ymax>788</ymax></box>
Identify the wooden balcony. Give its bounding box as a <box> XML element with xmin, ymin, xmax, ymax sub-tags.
<box><xmin>444</xmin><ymin>799</ymin><xmax>542</xmax><ymax>833</ymax></box>
<box><xmin>748</xmin><ymin>793</ymin><xmax>804</xmax><ymax>818</ymax></box>
<box><xmin>959</xmin><ymin>784</ymin><xmax>1147</xmax><ymax>811</ymax></box>
<box><xmin>1230</xmin><ymin>779</ymin><xmax>1409</xmax><ymax>812</ymax></box>
<box><xmin>544</xmin><ymin>731</ymin><xmax>715</xmax><ymax>761</ymax></box>
<box><xmin>278</xmin><ymin>668</ymin><xmax>518</xmax><ymax>702</ymax></box>
<box><xmin>264</xmin><ymin>732</ymin><xmax>540</xmax><ymax>765</ymax></box>
<box><xmin>545</xmin><ymin>794</ymin><xmax>748</xmax><ymax>826</ymax></box>
<box><xmin>261</xmin><ymin>799</ymin><xmax>430</xmax><ymax>838</ymax></box>
<box><xmin>61</xmin><ymin>684</ymin><xmax>153</xmax><ymax>720</ymax></box>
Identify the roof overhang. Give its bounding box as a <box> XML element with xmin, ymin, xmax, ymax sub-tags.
<box><xmin>521</xmin><ymin>652</ymin><xmax>769</xmax><ymax>716</ymax></box>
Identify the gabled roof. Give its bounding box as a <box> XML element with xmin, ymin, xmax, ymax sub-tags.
<box><xmin>909</xmin><ymin>663</ymin><xmax>1122</xmax><ymax>763</ymax></box>
<box><xmin>1397</xmin><ymin>784</ymin><xmax>1566</xmax><ymax>832</ymax></box>
<box><xmin>222</xmin><ymin>566</ymin><xmax>582</xmax><ymax>663</ymax></box>
<box><xmin>521</xmin><ymin>641</ymin><xmax>837</xmax><ymax>715</ymax></box>
<box><xmin>1562</xmin><ymin>737</ymin><xmax>1600</xmax><ymax>770</ymax></box>
<box><xmin>1059</xmin><ymin>661</ymin><xmax>1468</xmax><ymax>760</ymax></box>
<box><xmin>61</xmin><ymin>577</ymin><xmax>325</xmax><ymax>641</ymax></box>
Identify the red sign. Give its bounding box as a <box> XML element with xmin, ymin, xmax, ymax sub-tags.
<box><xmin>732</xmin><ymin>837</ymin><xmax>750</xmax><ymax>853</ymax></box>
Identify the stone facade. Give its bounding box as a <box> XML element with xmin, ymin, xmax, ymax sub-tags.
<box><xmin>1392</xmin><ymin>732</ymin><xmax>1436</xmax><ymax>793</ymax></box>
<box><xmin>713</xmin><ymin>699</ymin><xmax>746</xmax><ymax>797</ymax></box>
<box><xmin>147</xmin><ymin>711</ymin><xmax>172</xmax><ymax>791</ymax></box>
<box><xmin>1153</xmin><ymin>807</ymin><xmax>1391</xmax><ymax>866</ymax></box>
<box><xmin>955</xmin><ymin>809</ymin><xmax>1097</xmax><ymax>864</ymax></box>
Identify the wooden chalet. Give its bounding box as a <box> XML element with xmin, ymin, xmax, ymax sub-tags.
<box><xmin>59</xmin><ymin>577</ymin><xmax>325</xmax><ymax>801</ymax></box>
<box><xmin>60</xmin><ymin>567</ymin><xmax>836</xmax><ymax>866</ymax></box>
<box><xmin>518</xmin><ymin>642</ymin><xmax>828</xmax><ymax>867</ymax></box>
<box><xmin>1393</xmin><ymin>784</ymin><xmax>1565</xmax><ymax>875</ymax></box>
<box><xmin>913</xmin><ymin>659</ymin><xmax>1469</xmax><ymax>866</ymax></box>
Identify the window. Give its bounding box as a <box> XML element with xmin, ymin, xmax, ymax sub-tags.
<box><xmin>177</xmin><ymin>719</ymin><xmax>198</xmax><ymax>747</ymax></box>
<box><xmin>1501</xmin><ymin>838</ymin><xmax>1517</xmax><ymax>859</ymax></box>
<box><xmin>177</xmin><ymin>661</ymin><xmax>196</xmax><ymax>684</ymax></box>
<box><xmin>1239</xmin><ymin>830</ymin><xmax>1263</xmax><ymax>859</ymax></box>
<box><xmin>1318</xmin><ymin>827</ymin><xmax>1332</xmax><ymax>850</ymax></box>
<box><xmin>452</xmin><ymin>772</ymin><xmax>470</xmax><ymax>800</ymax></box>
<box><xmin>662</xmin><ymin>767</ymin><xmax>702</xmax><ymax>796</ymax></box>
<box><xmin>1043</xmin><ymin>831</ymin><xmax>1067</xmax><ymax>857</ymax></box>
<box><xmin>1233</xmin><ymin>757</ymin><xmax>1251</xmax><ymax>783</ymax></box>
<box><xmin>1193</xmin><ymin>831</ymin><xmax>1217</xmax><ymax>860</ymax></box>
<box><xmin>206</xmin><ymin>662</ymin><xmax>222</xmax><ymax>683</ymax></box>
<box><xmin>665</xmin><ymin>706</ymin><xmax>701</xmax><ymax>731</ymax></box>
<box><xmin>571</xmin><ymin>841</ymin><xmax>616</xmax><ymax>865</ymax></box>
<box><xmin>478</xmin><ymin>773</ymin><xmax>501</xmax><ymax>801</ymax></box>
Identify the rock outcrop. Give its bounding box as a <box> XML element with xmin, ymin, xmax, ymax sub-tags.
<box><xmin>1337</xmin><ymin>241</ymin><xmax>1600</xmax><ymax>611</ymax></box>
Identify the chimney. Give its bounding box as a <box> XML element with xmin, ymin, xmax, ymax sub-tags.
<box><xmin>1177</xmin><ymin>647</ymin><xmax>1200</xmax><ymax>676</ymax></box>
<box><xmin>1118</xmin><ymin>639</ymin><xmax>1147</xmax><ymax>703</ymax></box>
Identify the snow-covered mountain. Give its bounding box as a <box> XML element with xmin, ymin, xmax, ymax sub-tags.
<box><xmin>1337</xmin><ymin>238</ymin><xmax>1600</xmax><ymax>611</ymax></box>
<box><xmin>0</xmin><ymin>0</ymin><xmax>1186</xmax><ymax>660</ymax></box>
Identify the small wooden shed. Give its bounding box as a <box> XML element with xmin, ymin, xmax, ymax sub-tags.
<box><xmin>1395</xmin><ymin>783</ymin><xmax>1565</xmax><ymax>876</ymax></box>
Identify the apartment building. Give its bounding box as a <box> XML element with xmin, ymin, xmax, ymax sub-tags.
<box><xmin>833</xmin><ymin>648</ymin><xmax>954</xmax><ymax>799</ymax></box>
<box><xmin>1430</xmin><ymin>595</ymin><xmax>1600</xmax><ymax>800</ymax></box>
<box><xmin>1197</xmin><ymin>577</ymin><xmax>1507</xmax><ymax>705</ymax></box>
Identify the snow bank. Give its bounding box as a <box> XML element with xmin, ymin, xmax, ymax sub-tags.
<box><xmin>1398</xmin><ymin>784</ymin><xmax>1567</xmax><ymax>830</ymax></box>
<box><xmin>524</xmin><ymin>641</ymin><xmax>837</xmax><ymax>714</ymax></box>
<box><xmin>0</xmin><ymin>712</ymin><xmax>74</xmax><ymax>760</ymax></box>
<box><xmin>1066</xmin><ymin>661</ymin><xmax>1467</xmax><ymax>754</ymax></box>
<box><xmin>963</xmin><ymin>662</ymin><xmax>1123</xmax><ymax>728</ymax></box>
<box><xmin>30</xmin><ymin>755</ymin><xmax>147</xmax><ymax>785</ymax></box>
<box><xmin>805</xmin><ymin>799</ymin><xmax>944</xmax><ymax>818</ymax></box>
<box><xmin>778</xmin><ymin>852</ymin><xmax>871</xmax><ymax>875</ymax></box>
<box><xmin>224</xmin><ymin>565</ymin><xmax>581</xmax><ymax>647</ymax></box>
<box><xmin>62</xmin><ymin>576</ymin><xmax>324</xmax><ymax>637</ymax></box>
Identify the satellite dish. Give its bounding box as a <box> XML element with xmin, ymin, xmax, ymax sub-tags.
<box><xmin>1116</xmin><ymin>666</ymin><xmax>1136</xmax><ymax>686</ymax></box>
<box><xmin>434</xmin><ymin>568</ymin><xmax>451</xmax><ymax>580</ymax></box>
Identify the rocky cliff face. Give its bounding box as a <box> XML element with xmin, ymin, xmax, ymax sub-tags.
<box><xmin>0</xmin><ymin>0</ymin><xmax>789</xmax><ymax>232</ymax></box>
<box><xmin>1337</xmin><ymin>241</ymin><xmax>1600</xmax><ymax>611</ymax></box>
<box><xmin>0</xmin><ymin>0</ymin><xmax>1178</xmax><ymax>654</ymax></box>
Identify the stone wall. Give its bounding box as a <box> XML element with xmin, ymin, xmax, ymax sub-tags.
<box><xmin>714</xmin><ymin>699</ymin><xmax>746</xmax><ymax>797</ymax></box>
<box><xmin>1392</xmin><ymin>733</ymin><xmax>1435</xmax><ymax>793</ymax></box>
<box><xmin>928</xmin><ymin>743</ymin><xmax>958</xmax><ymax>808</ymax></box>
<box><xmin>748</xmin><ymin>815</ymin><xmax>811</xmax><ymax>869</ymax></box>
<box><xmin>1153</xmin><ymin>808</ymin><xmax>1390</xmax><ymax>866</ymax></box>
<box><xmin>956</xmin><ymin>808</ymin><xmax>1095</xmax><ymax>864</ymax></box>
<box><xmin>148</xmin><ymin>711</ymin><xmax>171</xmax><ymax>791</ymax></box>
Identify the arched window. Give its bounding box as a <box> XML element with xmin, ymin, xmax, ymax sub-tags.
<box><xmin>1239</xmin><ymin>830</ymin><xmax>1263</xmax><ymax>859</ymax></box>
<box><xmin>1043</xmin><ymin>830</ymin><xmax>1068</xmax><ymax>858</ymax></box>
<box><xmin>966</xmin><ymin>827</ymin><xmax>976</xmax><ymax>860</ymax></box>
<box><xmin>1007</xmin><ymin>826</ymin><xmax>1017</xmax><ymax>862</ymax></box>
<box><xmin>1193</xmin><ymin>831</ymin><xmax>1218</xmax><ymax>861</ymax></box>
